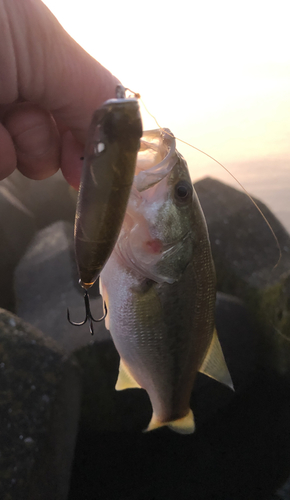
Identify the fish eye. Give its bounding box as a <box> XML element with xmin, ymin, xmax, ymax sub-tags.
<box><xmin>174</xmin><ymin>181</ymin><xmax>192</xmax><ymax>202</ymax></box>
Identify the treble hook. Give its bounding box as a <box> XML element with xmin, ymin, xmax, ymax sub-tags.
<box><xmin>67</xmin><ymin>289</ymin><xmax>107</xmax><ymax>336</ymax></box>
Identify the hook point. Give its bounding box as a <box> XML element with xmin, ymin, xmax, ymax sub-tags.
<box><xmin>67</xmin><ymin>288</ymin><xmax>107</xmax><ymax>334</ymax></box>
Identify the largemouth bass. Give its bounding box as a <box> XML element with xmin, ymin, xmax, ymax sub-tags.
<box><xmin>100</xmin><ymin>129</ymin><xmax>233</xmax><ymax>434</ymax></box>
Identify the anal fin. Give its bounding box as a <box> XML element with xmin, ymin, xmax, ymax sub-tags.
<box><xmin>199</xmin><ymin>328</ymin><xmax>234</xmax><ymax>390</ymax></box>
<box><xmin>115</xmin><ymin>359</ymin><xmax>141</xmax><ymax>391</ymax></box>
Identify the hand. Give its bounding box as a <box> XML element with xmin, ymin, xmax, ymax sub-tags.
<box><xmin>0</xmin><ymin>0</ymin><xmax>118</xmax><ymax>189</ymax></box>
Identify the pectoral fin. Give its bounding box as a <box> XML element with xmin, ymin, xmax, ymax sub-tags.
<box><xmin>199</xmin><ymin>328</ymin><xmax>234</xmax><ymax>390</ymax></box>
<box><xmin>145</xmin><ymin>409</ymin><xmax>195</xmax><ymax>434</ymax></box>
<box><xmin>115</xmin><ymin>359</ymin><xmax>141</xmax><ymax>391</ymax></box>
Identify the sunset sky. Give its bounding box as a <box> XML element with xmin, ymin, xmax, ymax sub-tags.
<box><xmin>43</xmin><ymin>0</ymin><xmax>290</xmax><ymax>226</ymax></box>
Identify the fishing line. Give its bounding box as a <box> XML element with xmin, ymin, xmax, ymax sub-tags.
<box><xmin>131</xmin><ymin>92</ymin><xmax>282</xmax><ymax>269</ymax></box>
<box><xmin>272</xmin><ymin>325</ymin><xmax>290</xmax><ymax>343</ymax></box>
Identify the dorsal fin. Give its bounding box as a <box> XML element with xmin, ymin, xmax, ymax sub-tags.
<box><xmin>115</xmin><ymin>359</ymin><xmax>141</xmax><ymax>390</ymax></box>
<box><xmin>199</xmin><ymin>328</ymin><xmax>234</xmax><ymax>390</ymax></box>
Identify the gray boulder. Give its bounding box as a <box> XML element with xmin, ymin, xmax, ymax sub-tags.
<box><xmin>274</xmin><ymin>474</ymin><xmax>290</xmax><ymax>500</ymax></box>
<box><xmin>195</xmin><ymin>177</ymin><xmax>290</xmax><ymax>378</ymax></box>
<box><xmin>255</xmin><ymin>270</ymin><xmax>290</xmax><ymax>377</ymax></box>
<box><xmin>0</xmin><ymin>169</ymin><xmax>76</xmax><ymax>312</ymax></box>
<box><xmin>1</xmin><ymin>169</ymin><xmax>76</xmax><ymax>229</ymax></box>
<box><xmin>0</xmin><ymin>308</ymin><xmax>81</xmax><ymax>500</ymax></box>
<box><xmin>14</xmin><ymin>221</ymin><xmax>109</xmax><ymax>353</ymax></box>
<box><xmin>68</xmin><ymin>293</ymin><xmax>290</xmax><ymax>500</ymax></box>
<box><xmin>194</xmin><ymin>177</ymin><xmax>290</xmax><ymax>292</ymax></box>
<box><xmin>0</xmin><ymin>181</ymin><xmax>36</xmax><ymax>311</ymax></box>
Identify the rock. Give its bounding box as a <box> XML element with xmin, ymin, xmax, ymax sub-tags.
<box><xmin>194</xmin><ymin>177</ymin><xmax>290</xmax><ymax>293</ymax></box>
<box><xmin>1</xmin><ymin>169</ymin><xmax>76</xmax><ymax>230</ymax></box>
<box><xmin>215</xmin><ymin>292</ymin><xmax>257</xmax><ymax>387</ymax></box>
<box><xmin>68</xmin><ymin>293</ymin><xmax>290</xmax><ymax>500</ymax></box>
<box><xmin>273</xmin><ymin>474</ymin><xmax>290</xmax><ymax>500</ymax></box>
<box><xmin>14</xmin><ymin>221</ymin><xmax>109</xmax><ymax>354</ymax></box>
<box><xmin>0</xmin><ymin>181</ymin><xmax>36</xmax><ymax>311</ymax></box>
<box><xmin>0</xmin><ymin>169</ymin><xmax>76</xmax><ymax>312</ymax></box>
<box><xmin>0</xmin><ymin>309</ymin><xmax>81</xmax><ymax>500</ymax></box>
<box><xmin>255</xmin><ymin>270</ymin><xmax>290</xmax><ymax>377</ymax></box>
<box><xmin>195</xmin><ymin>177</ymin><xmax>290</xmax><ymax>378</ymax></box>
<box><xmin>70</xmin><ymin>371</ymin><xmax>290</xmax><ymax>500</ymax></box>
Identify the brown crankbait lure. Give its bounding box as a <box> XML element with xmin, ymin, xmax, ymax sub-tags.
<box><xmin>67</xmin><ymin>85</ymin><xmax>143</xmax><ymax>334</ymax></box>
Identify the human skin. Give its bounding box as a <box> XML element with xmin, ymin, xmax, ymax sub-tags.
<box><xmin>0</xmin><ymin>0</ymin><xmax>119</xmax><ymax>189</ymax></box>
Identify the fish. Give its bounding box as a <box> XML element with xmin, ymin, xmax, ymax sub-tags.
<box><xmin>100</xmin><ymin>128</ymin><xmax>233</xmax><ymax>434</ymax></box>
<box><xmin>74</xmin><ymin>89</ymin><xmax>143</xmax><ymax>289</ymax></box>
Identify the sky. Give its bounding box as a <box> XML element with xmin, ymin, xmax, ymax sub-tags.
<box><xmin>43</xmin><ymin>0</ymin><xmax>290</xmax><ymax>228</ymax></box>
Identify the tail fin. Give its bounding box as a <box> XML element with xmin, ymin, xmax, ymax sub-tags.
<box><xmin>145</xmin><ymin>409</ymin><xmax>195</xmax><ymax>435</ymax></box>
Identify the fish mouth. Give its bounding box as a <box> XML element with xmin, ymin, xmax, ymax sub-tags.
<box><xmin>134</xmin><ymin>129</ymin><xmax>177</xmax><ymax>192</ymax></box>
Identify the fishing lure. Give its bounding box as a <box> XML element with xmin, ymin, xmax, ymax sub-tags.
<box><xmin>67</xmin><ymin>85</ymin><xmax>143</xmax><ymax>334</ymax></box>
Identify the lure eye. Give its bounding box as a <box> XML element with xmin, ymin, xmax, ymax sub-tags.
<box><xmin>94</xmin><ymin>142</ymin><xmax>105</xmax><ymax>155</ymax></box>
<box><xmin>174</xmin><ymin>180</ymin><xmax>192</xmax><ymax>202</ymax></box>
